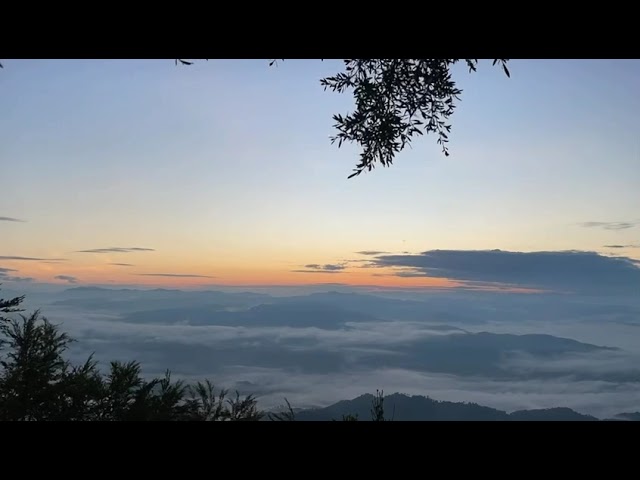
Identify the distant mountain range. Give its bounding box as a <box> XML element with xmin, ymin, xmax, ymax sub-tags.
<box><xmin>52</xmin><ymin>286</ymin><xmax>634</xmax><ymax>382</ymax></box>
<box><xmin>292</xmin><ymin>393</ymin><xmax>636</xmax><ymax>421</ymax></box>
<box><xmin>52</xmin><ymin>287</ymin><xmax>510</xmax><ymax>325</ymax></box>
<box><xmin>53</xmin><ymin>287</ymin><xmax>271</xmax><ymax>312</ymax></box>
<box><xmin>121</xmin><ymin>302</ymin><xmax>376</xmax><ymax>328</ymax></box>
<box><xmin>54</xmin><ymin>286</ymin><xmax>640</xmax><ymax>328</ymax></box>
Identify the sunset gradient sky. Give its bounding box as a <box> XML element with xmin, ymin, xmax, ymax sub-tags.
<box><xmin>1</xmin><ymin>59</ymin><xmax>639</xmax><ymax>288</ymax></box>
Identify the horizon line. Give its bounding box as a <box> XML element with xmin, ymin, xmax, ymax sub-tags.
<box><xmin>5</xmin><ymin>280</ymin><xmax>546</xmax><ymax>295</ymax></box>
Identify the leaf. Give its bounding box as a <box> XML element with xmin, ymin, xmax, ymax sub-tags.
<box><xmin>503</xmin><ymin>64</ymin><xmax>511</xmax><ymax>78</ymax></box>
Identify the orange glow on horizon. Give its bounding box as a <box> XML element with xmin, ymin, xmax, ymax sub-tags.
<box><xmin>5</xmin><ymin>261</ymin><xmax>542</xmax><ymax>293</ymax></box>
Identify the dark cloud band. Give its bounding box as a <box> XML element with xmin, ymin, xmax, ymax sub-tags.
<box><xmin>371</xmin><ymin>249</ymin><xmax>640</xmax><ymax>294</ymax></box>
<box><xmin>0</xmin><ymin>256</ymin><xmax>67</xmax><ymax>262</ymax></box>
<box><xmin>77</xmin><ymin>247</ymin><xmax>155</xmax><ymax>254</ymax></box>
<box><xmin>136</xmin><ymin>273</ymin><xmax>215</xmax><ymax>278</ymax></box>
<box><xmin>580</xmin><ymin>221</ymin><xmax>637</xmax><ymax>231</ymax></box>
<box><xmin>55</xmin><ymin>275</ymin><xmax>78</xmax><ymax>284</ymax></box>
<box><xmin>293</xmin><ymin>264</ymin><xmax>347</xmax><ymax>274</ymax></box>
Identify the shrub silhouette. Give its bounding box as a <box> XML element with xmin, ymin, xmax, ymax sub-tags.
<box><xmin>0</xmin><ymin>290</ymin><xmax>268</xmax><ymax>421</ymax></box>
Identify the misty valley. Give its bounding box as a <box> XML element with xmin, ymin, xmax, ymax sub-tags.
<box><xmin>4</xmin><ymin>284</ymin><xmax>638</xmax><ymax>420</ymax></box>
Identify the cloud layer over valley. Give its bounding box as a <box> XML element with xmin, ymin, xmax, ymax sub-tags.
<box><xmin>23</xmin><ymin>285</ymin><xmax>640</xmax><ymax>419</ymax></box>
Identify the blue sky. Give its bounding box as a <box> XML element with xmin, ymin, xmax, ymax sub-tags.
<box><xmin>0</xmin><ymin>59</ymin><xmax>638</xmax><ymax>288</ymax></box>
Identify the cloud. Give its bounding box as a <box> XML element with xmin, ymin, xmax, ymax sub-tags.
<box><xmin>370</xmin><ymin>249</ymin><xmax>640</xmax><ymax>293</ymax></box>
<box><xmin>109</xmin><ymin>263</ymin><xmax>134</xmax><ymax>267</ymax></box>
<box><xmin>0</xmin><ymin>216</ymin><xmax>25</xmax><ymax>223</ymax></box>
<box><xmin>55</xmin><ymin>275</ymin><xmax>78</xmax><ymax>284</ymax></box>
<box><xmin>293</xmin><ymin>264</ymin><xmax>347</xmax><ymax>274</ymax></box>
<box><xmin>356</xmin><ymin>251</ymin><xmax>389</xmax><ymax>256</ymax></box>
<box><xmin>0</xmin><ymin>268</ymin><xmax>33</xmax><ymax>282</ymax></box>
<box><xmin>603</xmin><ymin>244</ymin><xmax>640</xmax><ymax>249</ymax></box>
<box><xmin>502</xmin><ymin>349</ymin><xmax>640</xmax><ymax>378</ymax></box>
<box><xmin>0</xmin><ymin>256</ymin><xmax>67</xmax><ymax>262</ymax></box>
<box><xmin>0</xmin><ymin>267</ymin><xmax>32</xmax><ymax>282</ymax></box>
<box><xmin>344</xmin><ymin>259</ymin><xmax>378</xmax><ymax>268</ymax></box>
<box><xmin>136</xmin><ymin>273</ymin><xmax>215</xmax><ymax>278</ymax></box>
<box><xmin>38</xmin><ymin>289</ymin><xmax>640</xmax><ymax>420</ymax></box>
<box><xmin>76</xmin><ymin>247</ymin><xmax>155</xmax><ymax>254</ymax></box>
<box><xmin>3</xmin><ymin>276</ymin><xmax>34</xmax><ymax>282</ymax></box>
<box><xmin>50</xmin><ymin>313</ymin><xmax>639</xmax><ymax>419</ymax></box>
<box><xmin>579</xmin><ymin>221</ymin><xmax>637</xmax><ymax>231</ymax></box>
<box><xmin>305</xmin><ymin>264</ymin><xmax>346</xmax><ymax>271</ymax></box>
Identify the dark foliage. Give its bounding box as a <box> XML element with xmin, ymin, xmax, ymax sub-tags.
<box><xmin>268</xmin><ymin>398</ymin><xmax>295</xmax><ymax>421</ymax></box>
<box><xmin>0</xmin><ymin>286</ymin><xmax>24</xmax><ymax>314</ymax></box>
<box><xmin>319</xmin><ymin>59</ymin><xmax>510</xmax><ymax>178</ymax></box>
<box><xmin>0</xmin><ymin>290</ymin><xmax>265</xmax><ymax>421</ymax></box>
<box><xmin>0</xmin><ymin>290</ymin><xmax>396</xmax><ymax>422</ymax></box>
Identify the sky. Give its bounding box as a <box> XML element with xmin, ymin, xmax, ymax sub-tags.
<box><xmin>1</xmin><ymin>59</ymin><xmax>639</xmax><ymax>288</ymax></box>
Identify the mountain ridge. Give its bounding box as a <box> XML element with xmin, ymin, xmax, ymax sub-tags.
<box><xmin>292</xmin><ymin>393</ymin><xmax>631</xmax><ymax>421</ymax></box>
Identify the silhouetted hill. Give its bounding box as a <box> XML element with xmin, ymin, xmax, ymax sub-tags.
<box><xmin>121</xmin><ymin>302</ymin><xmax>378</xmax><ymax>328</ymax></box>
<box><xmin>54</xmin><ymin>287</ymin><xmax>271</xmax><ymax>312</ymax></box>
<box><xmin>345</xmin><ymin>331</ymin><xmax>618</xmax><ymax>380</ymax></box>
<box><xmin>611</xmin><ymin>412</ymin><xmax>640</xmax><ymax>421</ymax></box>
<box><xmin>428</xmin><ymin>331</ymin><xmax>615</xmax><ymax>356</ymax></box>
<box><xmin>294</xmin><ymin>393</ymin><xmax>600</xmax><ymax>421</ymax></box>
<box><xmin>509</xmin><ymin>407</ymin><xmax>598</xmax><ymax>421</ymax></box>
<box><xmin>277</xmin><ymin>291</ymin><xmax>486</xmax><ymax>324</ymax></box>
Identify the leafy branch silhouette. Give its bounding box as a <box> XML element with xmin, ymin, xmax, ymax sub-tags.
<box><xmin>176</xmin><ymin>59</ymin><xmax>511</xmax><ymax>178</ymax></box>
